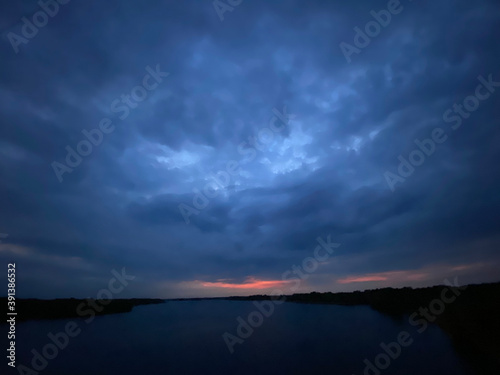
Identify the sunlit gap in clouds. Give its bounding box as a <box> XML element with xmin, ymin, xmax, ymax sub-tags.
<box><xmin>336</xmin><ymin>263</ymin><xmax>488</xmax><ymax>286</ymax></box>
<box><xmin>196</xmin><ymin>276</ymin><xmax>291</xmax><ymax>290</ymax></box>
<box><xmin>337</xmin><ymin>271</ymin><xmax>429</xmax><ymax>284</ymax></box>
<box><xmin>338</xmin><ymin>275</ymin><xmax>389</xmax><ymax>284</ymax></box>
<box><xmin>171</xmin><ymin>277</ymin><xmax>296</xmax><ymax>298</ymax></box>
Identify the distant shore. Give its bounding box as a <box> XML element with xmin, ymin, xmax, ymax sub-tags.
<box><xmin>0</xmin><ymin>298</ymin><xmax>165</xmax><ymax>323</ymax></box>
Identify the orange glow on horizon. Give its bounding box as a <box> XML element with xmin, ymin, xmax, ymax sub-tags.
<box><xmin>337</xmin><ymin>270</ymin><xmax>429</xmax><ymax>284</ymax></box>
<box><xmin>337</xmin><ymin>276</ymin><xmax>388</xmax><ymax>284</ymax></box>
<box><xmin>197</xmin><ymin>277</ymin><xmax>290</xmax><ymax>290</ymax></box>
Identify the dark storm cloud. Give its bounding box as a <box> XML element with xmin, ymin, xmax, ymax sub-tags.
<box><xmin>0</xmin><ymin>0</ymin><xmax>499</xmax><ymax>298</ymax></box>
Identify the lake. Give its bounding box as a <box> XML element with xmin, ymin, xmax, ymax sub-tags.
<box><xmin>14</xmin><ymin>300</ymin><xmax>475</xmax><ymax>374</ymax></box>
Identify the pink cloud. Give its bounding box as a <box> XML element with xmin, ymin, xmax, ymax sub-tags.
<box><xmin>335</xmin><ymin>262</ymin><xmax>488</xmax><ymax>286</ymax></box>
<box><xmin>196</xmin><ymin>276</ymin><xmax>291</xmax><ymax>290</ymax></box>
<box><xmin>337</xmin><ymin>270</ymin><xmax>429</xmax><ymax>285</ymax></box>
<box><xmin>337</xmin><ymin>276</ymin><xmax>388</xmax><ymax>284</ymax></box>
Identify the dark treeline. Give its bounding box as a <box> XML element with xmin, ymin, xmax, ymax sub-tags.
<box><xmin>1</xmin><ymin>298</ymin><xmax>165</xmax><ymax>322</ymax></box>
<box><xmin>228</xmin><ymin>282</ymin><xmax>500</xmax><ymax>373</ymax></box>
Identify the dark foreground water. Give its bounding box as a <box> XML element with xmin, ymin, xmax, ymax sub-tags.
<box><xmin>14</xmin><ymin>300</ymin><xmax>475</xmax><ymax>375</ymax></box>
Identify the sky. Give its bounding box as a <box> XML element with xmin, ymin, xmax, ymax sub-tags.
<box><xmin>0</xmin><ymin>0</ymin><xmax>499</xmax><ymax>299</ymax></box>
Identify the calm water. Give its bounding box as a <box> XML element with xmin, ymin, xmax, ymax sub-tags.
<box><xmin>14</xmin><ymin>301</ymin><xmax>474</xmax><ymax>374</ymax></box>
